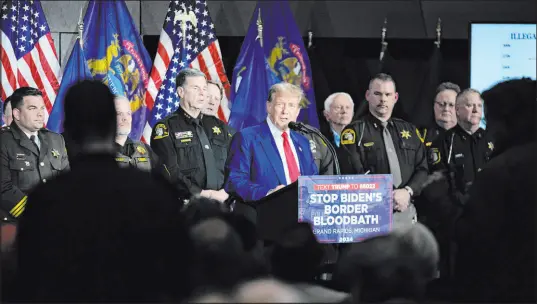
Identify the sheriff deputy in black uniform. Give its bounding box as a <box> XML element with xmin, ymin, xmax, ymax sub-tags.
<box><xmin>417</xmin><ymin>82</ymin><xmax>460</xmax><ymax>149</ymax></box>
<box><xmin>0</xmin><ymin>87</ymin><xmax>69</xmax><ymax>220</ymax></box>
<box><xmin>424</xmin><ymin>88</ymin><xmax>494</xmax><ymax>281</ymax></box>
<box><xmin>340</xmin><ymin>73</ymin><xmax>429</xmax><ymax>229</ymax></box>
<box><xmin>428</xmin><ymin>88</ymin><xmax>494</xmax><ymax>206</ymax></box>
<box><xmin>150</xmin><ymin>68</ymin><xmax>232</xmax><ymax>202</ymax></box>
<box><xmin>298</xmin><ymin>126</ymin><xmax>335</xmax><ymax>175</ymax></box>
<box><xmin>114</xmin><ymin>96</ymin><xmax>157</xmax><ymax>171</ymax></box>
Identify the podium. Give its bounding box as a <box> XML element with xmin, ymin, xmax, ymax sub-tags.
<box><xmin>232</xmin><ymin>181</ymin><xmax>298</xmax><ymax>242</ymax></box>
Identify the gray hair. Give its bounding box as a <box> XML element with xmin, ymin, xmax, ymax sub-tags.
<box><xmin>435</xmin><ymin>82</ymin><xmax>461</xmax><ymax>96</ymax></box>
<box><xmin>267</xmin><ymin>82</ymin><xmax>304</xmax><ymax>104</ymax></box>
<box><xmin>175</xmin><ymin>68</ymin><xmax>207</xmax><ymax>88</ymax></box>
<box><xmin>324</xmin><ymin>92</ymin><xmax>354</xmax><ymax>112</ymax></box>
<box><xmin>456</xmin><ymin>88</ymin><xmax>482</xmax><ymax>105</ymax></box>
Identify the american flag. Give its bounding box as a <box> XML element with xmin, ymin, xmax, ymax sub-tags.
<box><xmin>143</xmin><ymin>0</ymin><xmax>230</xmax><ymax>143</ymax></box>
<box><xmin>0</xmin><ymin>0</ymin><xmax>60</xmax><ymax>122</ymax></box>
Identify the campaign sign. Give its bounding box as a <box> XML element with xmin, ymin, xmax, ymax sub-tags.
<box><xmin>298</xmin><ymin>174</ymin><xmax>393</xmax><ymax>244</ymax></box>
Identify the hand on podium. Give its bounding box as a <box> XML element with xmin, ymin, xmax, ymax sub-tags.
<box><xmin>266</xmin><ymin>185</ymin><xmax>285</xmax><ymax>196</ymax></box>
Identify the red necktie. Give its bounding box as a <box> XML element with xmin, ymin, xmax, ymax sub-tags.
<box><xmin>282</xmin><ymin>132</ymin><xmax>300</xmax><ymax>183</ymax></box>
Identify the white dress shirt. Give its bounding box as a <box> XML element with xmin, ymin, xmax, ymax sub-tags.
<box><xmin>266</xmin><ymin>117</ymin><xmax>301</xmax><ymax>185</ymax></box>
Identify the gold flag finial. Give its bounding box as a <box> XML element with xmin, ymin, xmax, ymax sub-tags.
<box><xmin>256</xmin><ymin>8</ymin><xmax>263</xmax><ymax>47</ymax></box>
<box><xmin>434</xmin><ymin>18</ymin><xmax>442</xmax><ymax>48</ymax></box>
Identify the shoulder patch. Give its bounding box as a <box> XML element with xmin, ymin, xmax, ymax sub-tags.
<box><xmin>429</xmin><ymin>147</ymin><xmax>441</xmax><ymax>165</ymax></box>
<box><xmin>341</xmin><ymin>129</ymin><xmax>356</xmax><ymax>145</ymax></box>
<box><xmin>153</xmin><ymin>123</ymin><xmax>169</xmax><ymax>140</ymax></box>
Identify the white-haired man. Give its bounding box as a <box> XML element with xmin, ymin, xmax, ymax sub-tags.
<box><xmin>322</xmin><ymin>92</ymin><xmax>354</xmax><ymax>148</ymax></box>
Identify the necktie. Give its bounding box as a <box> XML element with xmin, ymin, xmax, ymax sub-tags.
<box><xmin>192</xmin><ymin>119</ymin><xmax>219</xmax><ymax>189</ymax></box>
<box><xmin>381</xmin><ymin>122</ymin><xmax>402</xmax><ymax>187</ymax></box>
<box><xmin>30</xmin><ymin>135</ymin><xmax>40</xmax><ymax>152</ymax></box>
<box><xmin>333</xmin><ymin>131</ymin><xmax>341</xmax><ymax>147</ymax></box>
<box><xmin>282</xmin><ymin>132</ymin><xmax>300</xmax><ymax>183</ymax></box>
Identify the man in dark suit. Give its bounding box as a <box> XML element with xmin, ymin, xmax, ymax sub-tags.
<box><xmin>225</xmin><ymin>82</ymin><xmax>318</xmax><ymax>202</ymax></box>
<box><xmin>0</xmin><ymin>87</ymin><xmax>69</xmax><ymax>221</ymax></box>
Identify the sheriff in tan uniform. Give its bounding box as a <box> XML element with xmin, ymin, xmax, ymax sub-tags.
<box><xmin>0</xmin><ymin>87</ymin><xmax>69</xmax><ymax>220</ymax></box>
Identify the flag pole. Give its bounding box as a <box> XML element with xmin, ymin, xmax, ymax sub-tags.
<box><xmin>255</xmin><ymin>7</ymin><xmax>263</xmax><ymax>47</ymax></box>
<box><xmin>434</xmin><ymin>18</ymin><xmax>442</xmax><ymax>48</ymax></box>
<box><xmin>308</xmin><ymin>30</ymin><xmax>313</xmax><ymax>49</ymax></box>
<box><xmin>77</xmin><ymin>5</ymin><xmax>84</xmax><ymax>46</ymax></box>
<box><xmin>380</xmin><ymin>18</ymin><xmax>388</xmax><ymax>62</ymax></box>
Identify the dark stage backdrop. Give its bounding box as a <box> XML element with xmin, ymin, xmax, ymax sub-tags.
<box><xmin>142</xmin><ymin>36</ymin><xmax>469</xmax><ymax>132</ymax></box>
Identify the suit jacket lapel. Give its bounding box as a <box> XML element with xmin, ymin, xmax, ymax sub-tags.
<box><xmin>290</xmin><ymin>131</ymin><xmax>306</xmax><ymax>174</ymax></box>
<box><xmin>259</xmin><ymin>121</ymin><xmax>286</xmax><ymax>184</ymax></box>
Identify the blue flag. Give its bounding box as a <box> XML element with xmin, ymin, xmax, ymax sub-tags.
<box><xmin>82</xmin><ymin>0</ymin><xmax>152</xmax><ymax>140</ymax></box>
<box><xmin>228</xmin><ymin>6</ymin><xmax>279</xmax><ymax>130</ymax></box>
<box><xmin>48</xmin><ymin>38</ymin><xmax>92</xmax><ymax>133</ymax></box>
<box><xmin>229</xmin><ymin>0</ymin><xmax>320</xmax><ymax>131</ymax></box>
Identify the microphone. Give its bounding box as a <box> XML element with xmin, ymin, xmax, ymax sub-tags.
<box><xmin>287</xmin><ymin>121</ymin><xmax>308</xmax><ymax>132</ymax></box>
<box><xmin>287</xmin><ymin>122</ymin><xmax>341</xmax><ymax>175</ymax></box>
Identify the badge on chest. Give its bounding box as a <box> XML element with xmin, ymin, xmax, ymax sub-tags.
<box><xmin>175</xmin><ymin>131</ymin><xmax>194</xmax><ymax>143</ymax></box>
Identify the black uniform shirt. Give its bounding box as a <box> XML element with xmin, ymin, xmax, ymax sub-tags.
<box><xmin>150</xmin><ymin>106</ymin><xmax>232</xmax><ymax>198</ymax></box>
<box><xmin>297</xmin><ymin>126</ymin><xmax>335</xmax><ymax>175</ymax></box>
<box><xmin>429</xmin><ymin>124</ymin><xmax>494</xmax><ymax>193</ymax></box>
<box><xmin>417</xmin><ymin>123</ymin><xmax>447</xmax><ymax>151</ymax></box>
<box><xmin>339</xmin><ymin>113</ymin><xmax>429</xmax><ymax>195</ymax></box>
<box><xmin>114</xmin><ymin>138</ymin><xmax>157</xmax><ymax>172</ymax></box>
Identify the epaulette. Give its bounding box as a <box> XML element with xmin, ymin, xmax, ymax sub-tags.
<box><xmin>0</xmin><ymin>125</ymin><xmax>12</xmax><ymax>133</ymax></box>
<box><xmin>158</xmin><ymin>113</ymin><xmax>178</xmax><ymax>124</ymax></box>
<box><xmin>346</xmin><ymin>119</ymin><xmax>365</xmax><ymax>128</ymax></box>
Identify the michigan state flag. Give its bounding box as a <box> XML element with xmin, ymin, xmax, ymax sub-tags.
<box><xmin>82</xmin><ymin>0</ymin><xmax>152</xmax><ymax>140</ymax></box>
<box><xmin>229</xmin><ymin>0</ymin><xmax>320</xmax><ymax>130</ymax></box>
<box><xmin>48</xmin><ymin>38</ymin><xmax>93</xmax><ymax>133</ymax></box>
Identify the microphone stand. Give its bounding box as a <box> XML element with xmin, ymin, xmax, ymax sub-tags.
<box><xmin>292</xmin><ymin>123</ymin><xmax>341</xmax><ymax>175</ymax></box>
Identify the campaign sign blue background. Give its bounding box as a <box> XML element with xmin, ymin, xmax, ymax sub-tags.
<box><xmin>298</xmin><ymin>174</ymin><xmax>393</xmax><ymax>244</ymax></box>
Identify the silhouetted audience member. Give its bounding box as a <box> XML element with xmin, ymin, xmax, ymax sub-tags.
<box><xmin>270</xmin><ymin>222</ymin><xmax>325</xmax><ymax>283</ymax></box>
<box><xmin>451</xmin><ymin>78</ymin><xmax>536</xmax><ymax>302</ymax></box>
<box><xmin>233</xmin><ymin>278</ymin><xmax>308</xmax><ymax>302</ymax></box>
<box><xmin>336</xmin><ymin>223</ymin><xmax>439</xmax><ymax>304</ymax></box>
<box><xmin>10</xmin><ymin>80</ymin><xmax>192</xmax><ymax>302</ymax></box>
<box><xmin>269</xmin><ymin>222</ymin><xmax>348</xmax><ymax>302</ymax></box>
<box><xmin>183</xmin><ymin>196</ymin><xmax>268</xmax><ymax>294</ymax></box>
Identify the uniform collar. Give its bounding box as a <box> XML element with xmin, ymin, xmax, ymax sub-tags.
<box><xmin>115</xmin><ymin>137</ymin><xmax>132</xmax><ymax>149</ymax></box>
<box><xmin>177</xmin><ymin>105</ymin><xmax>202</xmax><ymax>125</ymax></box>
<box><xmin>367</xmin><ymin>112</ymin><xmax>392</xmax><ymax>129</ymax></box>
<box><xmin>454</xmin><ymin>124</ymin><xmax>485</xmax><ymax>140</ymax></box>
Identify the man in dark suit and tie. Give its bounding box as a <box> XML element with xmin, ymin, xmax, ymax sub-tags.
<box><xmin>224</xmin><ymin>82</ymin><xmax>318</xmax><ymax>202</ymax></box>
